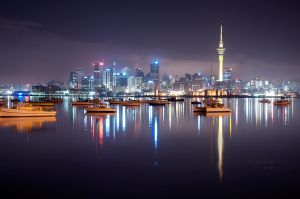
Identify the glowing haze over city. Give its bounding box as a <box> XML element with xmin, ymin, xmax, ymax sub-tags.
<box><xmin>0</xmin><ymin>1</ymin><xmax>299</xmax><ymax>84</ymax></box>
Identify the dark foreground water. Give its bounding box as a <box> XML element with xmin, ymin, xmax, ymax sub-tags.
<box><xmin>0</xmin><ymin>97</ymin><xmax>299</xmax><ymax>198</ymax></box>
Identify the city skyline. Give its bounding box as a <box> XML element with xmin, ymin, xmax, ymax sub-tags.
<box><xmin>0</xmin><ymin>1</ymin><xmax>300</xmax><ymax>83</ymax></box>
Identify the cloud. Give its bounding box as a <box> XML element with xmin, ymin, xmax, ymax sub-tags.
<box><xmin>0</xmin><ymin>17</ymin><xmax>299</xmax><ymax>84</ymax></box>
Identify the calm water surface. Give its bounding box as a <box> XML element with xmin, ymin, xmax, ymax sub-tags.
<box><xmin>0</xmin><ymin>97</ymin><xmax>299</xmax><ymax>198</ymax></box>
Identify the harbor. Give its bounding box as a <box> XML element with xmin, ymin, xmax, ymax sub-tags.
<box><xmin>0</xmin><ymin>96</ymin><xmax>297</xmax><ymax>198</ymax></box>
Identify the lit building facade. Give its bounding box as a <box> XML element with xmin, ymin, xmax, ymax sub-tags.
<box><xmin>93</xmin><ymin>61</ymin><xmax>104</xmax><ymax>88</ymax></box>
<box><xmin>150</xmin><ymin>60</ymin><xmax>160</xmax><ymax>94</ymax></box>
<box><xmin>223</xmin><ymin>67</ymin><xmax>232</xmax><ymax>81</ymax></box>
<box><xmin>103</xmin><ymin>68</ymin><xmax>116</xmax><ymax>92</ymax></box>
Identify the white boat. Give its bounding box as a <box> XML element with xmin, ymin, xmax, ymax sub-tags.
<box><xmin>0</xmin><ymin>104</ymin><xmax>56</xmax><ymax>117</ymax></box>
<box><xmin>85</xmin><ymin>105</ymin><xmax>116</xmax><ymax>113</ymax></box>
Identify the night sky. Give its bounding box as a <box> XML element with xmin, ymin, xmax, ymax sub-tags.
<box><xmin>0</xmin><ymin>0</ymin><xmax>299</xmax><ymax>83</ymax></box>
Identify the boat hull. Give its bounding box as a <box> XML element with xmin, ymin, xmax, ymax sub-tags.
<box><xmin>0</xmin><ymin>108</ymin><xmax>56</xmax><ymax>117</ymax></box>
<box><xmin>273</xmin><ymin>102</ymin><xmax>291</xmax><ymax>105</ymax></box>
<box><xmin>29</xmin><ymin>102</ymin><xmax>55</xmax><ymax>106</ymax></box>
<box><xmin>193</xmin><ymin>107</ymin><xmax>231</xmax><ymax>113</ymax></box>
<box><xmin>85</xmin><ymin>108</ymin><xmax>116</xmax><ymax>113</ymax></box>
<box><xmin>259</xmin><ymin>101</ymin><xmax>271</xmax><ymax>103</ymax></box>
<box><xmin>70</xmin><ymin>102</ymin><xmax>94</xmax><ymax>106</ymax></box>
<box><xmin>194</xmin><ymin>112</ymin><xmax>231</xmax><ymax>117</ymax></box>
<box><xmin>123</xmin><ymin>102</ymin><xmax>141</xmax><ymax>106</ymax></box>
<box><xmin>148</xmin><ymin>102</ymin><xmax>170</xmax><ymax>106</ymax></box>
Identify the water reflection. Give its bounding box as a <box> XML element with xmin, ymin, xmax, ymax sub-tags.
<box><xmin>218</xmin><ymin>116</ymin><xmax>223</xmax><ymax>181</ymax></box>
<box><xmin>233</xmin><ymin>98</ymin><xmax>294</xmax><ymax>128</ymax></box>
<box><xmin>0</xmin><ymin>117</ymin><xmax>56</xmax><ymax>133</ymax></box>
<box><xmin>62</xmin><ymin>97</ymin><xmax>296</xmax><ymax>180</ymax></box>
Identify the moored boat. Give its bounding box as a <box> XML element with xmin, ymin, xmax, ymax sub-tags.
<box><xmin>194</xmin><ymin>112</ymin><xmax>231</xmax><ymax>117</ymax></box>
<box><xmin>193</xmin><ymin>106</ymin><xmax>231</xmax><ymax>113</ymax></box>
<box><xmin>0</xmin><ymin>103</ymin><xmax>56</xmax><ymax>117</ymax></box>
<box><xmin>108</xmin><ymin>99</ymin><xmax>125</xmax><ymax>105</ymax></box>
<box><xmin>259</xmin><ymin>98</ymin><xmax>271</xmax><ymax>103</ymax></box>
<box><xmin>193</xmin><ymin>99</ymin><xmax>231</xmax><ymax>113</ymax></box>
<box><xmin>148</xmin><ymin>100</ymin><xmax>170</xmax><ymax>106</ymax></box>
<box><xmin>28</xmin><ymin>101</ymin><xmax>55</xmax><ymax>106</ymax></box>
<box><xmin>273</xmin><ymin>99</ymin><xmax>291</xmax><ymax>105</ymax></box>
<box><xmin>123</xmin><ymin>100</ymin><xmax>141</xmax><ymax>106</ymax></box>
<box><xmin>85</xmin><ymin>105</ymin><xmax>116</xmax><ymax>113</ymax></box>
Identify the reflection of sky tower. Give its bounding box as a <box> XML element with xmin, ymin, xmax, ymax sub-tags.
<box><xmin>217</xmin><ymin>25</ymin><xmax>226</xmax><ymax>81</ymax></box>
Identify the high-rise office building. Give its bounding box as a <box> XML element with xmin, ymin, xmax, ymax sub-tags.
<box><xmin>69</xmin><ymin>72</ymin><xmax>77</xmax><ymax>84</ymax></box>
<box><xmin>150</xmin><ymin>60</ymin><xmax>160</xmax><ymax>94</ymax></box>
<box><xmin>81</xmin><ymin>76</ymin><xmax>93</xmax><ymax>90</ymax></box>
<box><xmin>217</xmin><ymin>25</ymin><xmax>226</xmax><ymax>81</ymax></box>
<box><xmin>223</xmin><ymin>67</ymin><xmax>232</xmax><ymax>81</ymax></box>
<box><xmin>93</xmin><ymin>62</ymin><xmax>104</xmax><ymax>88</ymax></box>
<box><xmin>75</xmin><ymin>67</ymin><xmax>84</xmax><ymax>89</ymax></box>
<box><xmin>103</xmin><ymin>67</ymin><xmax>116</xmax><ymax>92</ymax></box>
<box><xmin>135</xmin><ymin>66</ymin><xmax>144</xmax><ymax>78</ymax></box>
<box><xmin>135</xmin><ymin>66</ymin><xmax>144</xmax><ymax>92</ymax></box>
<box><xmin>115</xmin><ymin>73</ymin><xmax>128</xmax><ymax>93</ymax></box>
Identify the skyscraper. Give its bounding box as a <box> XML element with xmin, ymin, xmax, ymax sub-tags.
<box><xmin>75</xmin><ymin>67</ymin><xmax>84</xmax><ymax>89</ymax></box>
<box><xmin>135</xmin><ymin>66</ymin><xmax>144</xmax><ymax>92</ymax></box>
<box><xmin>223</xmin><ymin>67</ymin><xmax>232</xmax><ymax>81</ymax></box>
<box><xmin>150</xmin><ymin>60</ymin><xmax>160</xmax><ymax>94</ymax></box>
<box><xmin>93</xmin><ymin>61</ymin><xmax>104</xmax><ymax>88</ymax></box>
<box><xmin>103</xmin><ymin>67</ymin><xmax>116</xmax><ymax>92</ymax></box>
<box><xmin>69</xmin><ymin>72</ymin><xmax>77</xmax><ymax>84</ymax></box>
<box><xmin>217</xmin><ymin>25</ymin><xmax>226</xmax><ymax>81</ymax></box>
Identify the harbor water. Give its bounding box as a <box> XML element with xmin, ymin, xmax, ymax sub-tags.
<box><xmin>0</xmin><ymin>97</ymin><xmax>299</xmax><ymax>198</ymax></box>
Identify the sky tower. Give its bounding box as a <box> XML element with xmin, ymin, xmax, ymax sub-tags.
<box><xmin>217</xmin><ymin>25</ymin><xmax>226</xmax><ymax>81</ymax></box>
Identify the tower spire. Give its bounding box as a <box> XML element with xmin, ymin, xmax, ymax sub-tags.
<box><xmin>219</xmin><ymin>25</ymin><xmax>223</xmax><ymax>48</ymax></box>
<box><xmin>217</xmin><ymin>23</ymin><xmax>225</xmax><ymax>81</ymax></box>
<box><xmin>221</xmin><ymin>25</ymin><xmax>223</xmax><ymax>41</ymax></box>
